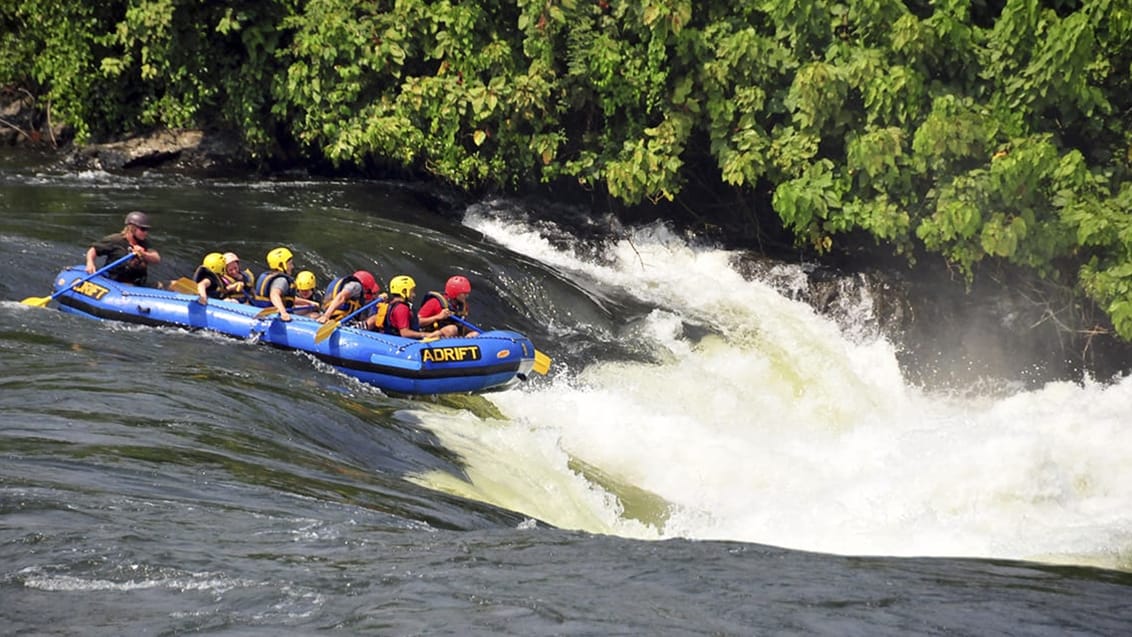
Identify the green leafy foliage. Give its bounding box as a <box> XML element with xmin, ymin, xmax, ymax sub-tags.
<box><xmin>1066</xmin><ymin>181</ymin><xmax>1132</xmax><ymax>339</ymax></box>
<box><xmin>2</xmin><ymin>0</ymin><xmax>1132</xmax><ymax>337</ymax></box>
<box><xmin>1</xmin><ymin>1</ymin><xmax>115</xmax><ymax>142</ymax></box>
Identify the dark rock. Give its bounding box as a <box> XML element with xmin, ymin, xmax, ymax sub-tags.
<box><xmin>63</xmin><ymin>129</ymin><xmax>249</xmax><ymax>174</ymax></box>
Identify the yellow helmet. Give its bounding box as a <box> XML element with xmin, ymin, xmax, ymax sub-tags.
<box><xmin>266</xmin><ymin>247</ymin><xmax>293</xmax><ymax>271</ymax></box>
<box><xmin>295</xmin><ymin>270</ymin><xmax>317</xmax><ymax>291</ymax></box>
<box><xmin>202</xmin><ymin>252</ymin><xmax>226</xmax><ymax>275</ymax></box>
<box><xmin>388</xmin><ymin>275</ymin><xmax>416</xmax><ymax>298</ymax></box>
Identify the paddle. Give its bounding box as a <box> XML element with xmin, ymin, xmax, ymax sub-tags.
<box><xmin>448</xmin><ymin>314</ymin><xmax>551</xmax><ymax>375</ymax></box>
<box><xmin>168</xmin><ymin>277</ymin><xmax>198</xmax><ymax>294</ymax></box>
<box><xmin>255</xmin><ymin>306</ymin><xmax>284</xmax><ymax>319</ymax></box>
<box><xmin>314</xmin><ymin>297</ymin><xmax>383</xmax><ymax>344</ymax></box>
<box><xmin>254</xmin><ymin>298</ymin><xmax>322</xmax><ymax>319</ymax></box>
<box><xmin>21</xmin><ymin>253</ymin><xmax>136</xmax><ymax>308</ymax></box>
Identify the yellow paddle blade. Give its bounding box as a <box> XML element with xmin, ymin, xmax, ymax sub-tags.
<box><xmin>532</xmin><ymin>349</ymin><xmax>552</xmax><ymax>375</ymax></box>
<box><xmin>20</xmin><ymin>295</ymin><xmax>51</xmax><ymax>308</ymax></box>
<box><xmin>255</xmin><ymin>307</ymin><xmax>282</xmax><ymax>319</ymax></box>
<box><xmin>169</xmin><ymin>277</ymin><xmax>198</xmax><ymax>294</ymax></box>
<box><xmin>314</xmin><ymin>319</ymin><xmax>341</xmax><ymax>344</ymax></box>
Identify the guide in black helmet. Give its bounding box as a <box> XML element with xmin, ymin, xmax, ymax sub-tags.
<box><xmin>84</xmin><ymin>211</ymin><xmax>161</xmax><ymax>285</ymax></box>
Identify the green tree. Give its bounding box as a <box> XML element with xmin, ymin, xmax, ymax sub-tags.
<box><xmin>4</xmin><ymin>0</ymin><xmax>1132</xmax><ymax>338</ymax></box>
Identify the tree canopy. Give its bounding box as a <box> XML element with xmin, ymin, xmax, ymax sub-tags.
<box><xmin>3</xmin><ymin>0</ymin><xmax>1132</xmax><ymax>337</ymax></box>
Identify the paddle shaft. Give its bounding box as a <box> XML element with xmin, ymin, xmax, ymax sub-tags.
<box><xmin>449</xmin><ymin>314</ymin><xmax>483</xmax><ymax>334</ymax></box>
<box><xmin>314</xmin><ymin>296</ymin><xmax>383</xmax><ymax>343</ymax></box>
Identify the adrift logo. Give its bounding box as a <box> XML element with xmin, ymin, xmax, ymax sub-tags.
<box><xmin>421</xmin><ymin>345</ymin><xmax>481</xmax><ymax>364</ymax></box>
<box><xmin>73</xmin><ymin>280</ymin><xmax>110</xmax><ymax>300</ymax></box>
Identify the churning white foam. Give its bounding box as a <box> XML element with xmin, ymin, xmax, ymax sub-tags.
<box><xmin>409</xmin><ymin>209</ymin><xmax>1132</xmax><ymax>570</ymax></box>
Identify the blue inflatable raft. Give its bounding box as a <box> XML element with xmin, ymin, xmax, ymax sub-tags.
<box><xmin>48</xmin><ymin>266</ymin><xmax>538</xmax><ymax>395</ymax></box>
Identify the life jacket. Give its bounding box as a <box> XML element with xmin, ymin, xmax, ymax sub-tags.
<box><xmin>193</xmin><ymin>266</ymin><xmax>226</xmax><ymax>299</ymax></box>
<box><xmin>222</xmin><ymin>268</ymin><xmax>256</xmax><ymax>303</ymax></box>
<box><xmin>321</xmin><ymin>275</ymin><xmax>363</xmax><ymax>321</ymax></box>
<box><xmin>252</xmin><ymin>270</ymin><xmax>296</xmax><ymax>308</ymax></box>
<box><xmin>420</xmin><ymin>291</ymin><xmax>468</xmax><ymax>333</ymax></box>
<box><xmin>371</xmin><ymin>298</ymin><xmax>418</xmax><ymax>336</ymax></box>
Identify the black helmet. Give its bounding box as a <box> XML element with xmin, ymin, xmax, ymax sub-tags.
<box><xmin>124</xmin><ymin>211</ymin><xmax>151</xmax><ymax>229</ymax></box>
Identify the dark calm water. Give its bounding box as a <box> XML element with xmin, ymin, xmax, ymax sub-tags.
<box><xmin>2</xmin><ymin>151</ymin><xmax>1131</xmax><ymax>635</ymax></box>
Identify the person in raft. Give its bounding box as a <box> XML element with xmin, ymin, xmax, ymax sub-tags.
<box><xmin>252</xmin><ymin>246</ymin><xmax>298</xmax><ymax>321</ymax></box>
<box><xmin>293</xmin><ymin>270</ymin><xmax>323</xmax><ymax>317</ymax></box>
<box><xmin>194</xmin><ymin>252</ymin><xmax>228</xmax><ymax>304</ymax></box>
<box><xmin>317</xmin><ymin>269</ymin><xmax>382</xmax><ymax>324</ymax></box>
<box><xmin>418</xmin><ymin>274</ymin><xmax>479</xmax><ymax>338</ymax></box>
<box><xmin>84</xmin><ymin>211</ymin><xmax>161</xmax><ymax>285</ymax></box>
<box><xmin>193</xmin><ymin>252</ymin><xmax>251</xmax><ymax>304</ymax></box>
<box><xmin>364</xmin><ymin>275</ymin><xmax>437</xmax><ymax>340</ymax></box>
<box><xmin>222</xmin><ymin>252</ymin><xmax>255</xmax><ymax>303</ymax></box>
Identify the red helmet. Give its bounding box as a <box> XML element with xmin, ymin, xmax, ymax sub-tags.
<box><xmin>445</xmin><ymin>275</ymin><xmax>471</xmax><ymax>298</ymax></box>
<box><xmin>353</xmin><ymin>270</ymin><xmax>380</xmax><ymax>297</ymax></box>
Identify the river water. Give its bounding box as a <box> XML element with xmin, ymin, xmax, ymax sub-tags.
<box><xmin>2</xmin><ymin>152</ymin><xmax>1131</xmax><ymax>635</ymax></box>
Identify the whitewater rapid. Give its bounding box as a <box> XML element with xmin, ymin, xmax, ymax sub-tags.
<box><xmin>409</xmin><ymin>208</ymin><xmax>1132</xmax><ymax>571</ymax></box>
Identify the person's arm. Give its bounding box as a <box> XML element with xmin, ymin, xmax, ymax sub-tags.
<box><xmin>124</xmin><ymin>233</ymin><xmax>159</xmax><ymax>266</ymax></box>
<box><xmin>294</xmin><ymin>296</ymin><xmax>320</xmax><ymax>308</ymax></box>
<box><xmin>318</xmin><ymin>289</ymin><xmax>351</xmax><ymax>323</ymax></box>
<box><xmin>398</xmin><ymin>325</ymin><xmax>435</xmax><ymax>339</ymax></box>
<box><xmin>417</xmin><ymin>298</ymin><xmax>451</xmax><ymax>327</ymax></box>
<box><xmin>224</xmin><ymin>280</ymin><xmax>244</xmax><ymax>296</ymax></box>
<box><xmin>294</xmin><ymin>297</ymin><xmax>321</xmax><ymax>317</ymax></box>
<box><xmin>84</xmin><ymin>246</ymin><xmax>98</xmax><ymax>274</ymax></box>
<box><xmin>270</xmin><ymin>287</ymin><xmax>291</xmax><ymax>321</ymax></box>
<box><xmin>134</xmin><ymin>245</ymin><xmax>160</xmax><ymax>264</ymax></box>
<box><xmin>196</xmin><ymin>279</ymin><xmax>212</xmax><ymax>304</ymax></box>
<box><xmin>431</xmin><ymin>325</ymin><xmax>460</xmax><ymax>338</ymax></box>
<box><xmin>393</xmin><ymin>305</ymin><xmax>434</xmax><ymax>339</ymax></box>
